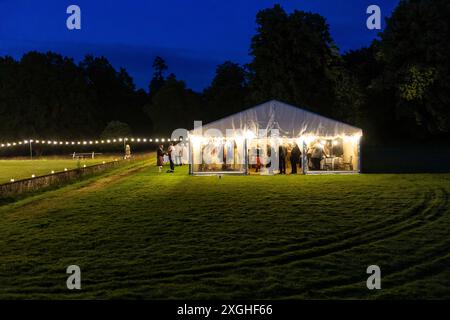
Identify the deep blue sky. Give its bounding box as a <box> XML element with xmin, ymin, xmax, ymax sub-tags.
<box><xmin>0</xmin><ymin>0</ymin><xmax>399</xmax><ymax>91</ymax></box>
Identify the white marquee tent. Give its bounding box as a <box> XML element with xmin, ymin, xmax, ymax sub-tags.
<box><xmin>188</xmin><ymin>100</ymin><xmax>362</xmax><ymax>175</ymax></box>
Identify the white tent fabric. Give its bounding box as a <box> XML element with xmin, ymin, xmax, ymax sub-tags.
<box><xmin>197</xmin><ymin>100</ymin><xmax>362</xmax><ymax>138</ymax></box>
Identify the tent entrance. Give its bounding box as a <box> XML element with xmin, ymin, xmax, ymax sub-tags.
<box><xmin>189</xmin><ymin>135</ymin><xmax>361</xmax><ymax>175</ymax></box>
<box><xmin>247</xmin><ymin>138</ymin><xmax>303</xmax><ymax>175</ymax></box>
<box><xmin>303</xmin><ymin>137</ymin><xmax>361</xmax><ymax>173</ymax></box>
<box><xmin>190</xmin><ymin>137</ymin><xmax>247</xmax><ymax>175</ymax></box>
<box><xmin>246</xmin><ymin>136</ymin><xmax>361</xmax><ymax>175</ymax></box>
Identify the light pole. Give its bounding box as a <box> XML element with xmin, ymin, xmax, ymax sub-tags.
<box><xmin>29</xmin><ymin>140</ymin><xmax>33</xmax><ymax>160</ymax></box>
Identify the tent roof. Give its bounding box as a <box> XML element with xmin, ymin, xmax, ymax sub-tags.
<box><xmin>196</xmin><ymin>100</ymin><xmax>362</xmax><ymax>137</ymax></box>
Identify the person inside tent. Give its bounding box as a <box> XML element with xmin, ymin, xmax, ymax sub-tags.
<box><xmin>278</xmin><ymin>144</ymin><xmax>286</xmax><ymax>174</ymax></box>
<box><xmin>310</xmin><ymin>141</ymin><xmax>327</xmax><ymax>170</ymax></box>
<box><xmin>290</xmin><ymin>142</ymin><xmax>301</xmax><ymax>174</ymax></box>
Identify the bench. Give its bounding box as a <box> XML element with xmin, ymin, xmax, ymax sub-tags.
<box><xmin>72</xmin><ymin>152</ymin><xmax>103</xmax><ymax>159</ymax></box>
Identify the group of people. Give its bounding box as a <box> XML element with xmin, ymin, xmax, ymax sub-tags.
<box><xmin>277</xmin><ymin>142</ymin><xmax>302</xmax><ymax>174</ymax></box>
<box><xmin>154</xmin><ymin>139</ymin><xmax>338</xmax><ymax>174</ymax></box>
<box><xmin>253</xmin><ymin>140</ymin><xmax>333</xmax><ymax>173</ymax></box>
<box><xmin>157</xmin><ymin>142</ymin><xmax>187</xmax><ymax>173</ymax></box>
<box><xmin>252</xmin><ymin>142</ymin><xmax>302</xmax><ymax>174</ymax></box>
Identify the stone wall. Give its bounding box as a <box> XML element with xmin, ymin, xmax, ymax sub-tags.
<box><xmin>0</xmin><ymin>160</ymin><xmax>122</xmax><ymax>198</ymax></box>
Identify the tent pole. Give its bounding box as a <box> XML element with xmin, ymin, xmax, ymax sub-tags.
<box><xmin>188</xmin><ymin>137</ymin><xmax>193</xmax><ymax>175</ymax></box>
<box><xmin>358</xmin><ymin>139</ymin><xmax>362</xmax><ymax>173</ymax></box>
<box><xmin>302</xmin><ymin>140</ymin><xmax>307</xmax><ymax>175</ymax></box>
<box><xmin>244</xmin><ymin>138</ymin><xmax>248</xmax><ymax>175</ymax></box>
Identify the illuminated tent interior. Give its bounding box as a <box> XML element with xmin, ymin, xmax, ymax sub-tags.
<box><xmin>188</xmin><ymin>100</ymin><xmax>362</xmax><ymax>175</ymax></box>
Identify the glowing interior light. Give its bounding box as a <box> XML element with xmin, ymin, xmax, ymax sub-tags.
<box><xmin>10</xmin><ymin>178</ymin><xmax>15</xmax><ymax>182</ymax></box>
<box><xmin>83</xmin><ymin>141</ymin><xmax>87</xmax><ymax>145</ymax></box>
<box><xmin>64</xmin><ymin>168</ymin><xmax>68</xmax><ymax>171</ymax></box>
<box><xmin>161</xmin><ymin>138</ymin><xmax>165</xmax><ymax>142</ymax></box>
<box><xmin>83</xmin><ymin>164</ymin><xmax>86</xmax><ymax>168</ymax></box>
<box><xmin>155</xmin><ymin>139</ymin><xmax>159</xmax><ymax>142</ymax></box>
<box><xmin>119</xmin><ymin>138</ymin><xmax>123</xmax><ymax>142</ymax></box>
<box><xmin>51</xmin><ymin>171</ymin><xmax>55</xmax><ymax>174</ymax></box>
<box><xmin>107</xmin><ymin>140</ymin><xmax>111</xmax><ymax>143</ymax></box>
<box><xmin>131</xmin><ymin>138</ymin><xmax>135</xmax><ymax>142</ymax></box>
<box><xmin>31</xmin><ymin>174</ymin><xmax>35</xmax><ymax>178</ymax></box>
<box><xmin>332</xmin><ymin>140</ymin><xmax>339</xmax><ymax>146</ymax></box>
<box><xmin>149</xmin><ymin>139</ymin><xmax>153</xmax><ymax>142</ymax></box>
<box><xmin>113</xmin><ymin>139</ymin><xmax>117</xmax><ymax>142</ymax></box>
<box><xmin>19</xmin><ymin>142</ymin><xmax>22</xmax><ymax>145</ymax></box>
<box><xmin>245</xmin><ymin>131</ymin><xmax>256</xmax><ymax>140</ymax></box>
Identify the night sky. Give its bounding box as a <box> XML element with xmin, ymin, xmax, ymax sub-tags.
<box><xmin>0</xmin><ymin>0</ymin><xmax>399</xmax><ymax>91</ymax></box>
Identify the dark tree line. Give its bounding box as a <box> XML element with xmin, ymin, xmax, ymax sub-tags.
<box><xmin>0</xmin><ymin>52</ymin><xmax>148</xmax><ymax>140</ymax></box>
<box><xmin>1</xmin><ymin>0</ymin><xmax>449</xmax><ymax>145</ymax></box>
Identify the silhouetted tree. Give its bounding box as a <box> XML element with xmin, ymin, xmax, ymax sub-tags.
<box><xmin>0</xmin><ymin>52</ymin><xmax>97</xmax><ymax>139</ymax></box>
<box><xmin>101</xmin><ymin>121</ymin><xmax>132</xmax><ymax>138</ymax></box>
<box><xmin>378</xmin><ymin>0</ymin><xmax>450</xmax><ymax>137</ymax></box>
<box><xmin>203</xmin><ymin>61</ymin><xmax>248</xmax><ymax>121</ymax></box>
<box><xmin>248</xmin><ymin>5</ymin><xmax>339</xmax><ymax>117</ymax></box>
<box><xmin>149</xmin><ymin>56</ymin><xmax>168</xmax><ymax>99</ymax></box>
<box><xmin>79</xmin><ymin>55</ymin><xmax>151</xmax><ymax>135</ymax></box>
<box><xmin>145</xmin><ymin>74</ymin><xmax>203</xmax><ymax>134</ymax></box>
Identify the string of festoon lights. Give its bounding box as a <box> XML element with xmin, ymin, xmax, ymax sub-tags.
<box><xmin>2</xmin><ymin>136</ymin><xmax>184</xmax><ymax>183</ymax></box>
<box><xmin>0</xmin><ymin>136</ymin><xmax>183</xmax><ymax>149</ymax></box>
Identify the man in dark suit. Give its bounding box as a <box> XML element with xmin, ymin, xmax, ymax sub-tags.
<box><xmin>278</xmin><ymin>144</ymin><xmax>286</xmax><ymax>174</ymax></box>
<box><xmin>290</xmin><ymin>143</ymin><xmax>301</xmax><ymax>174</ymax></box>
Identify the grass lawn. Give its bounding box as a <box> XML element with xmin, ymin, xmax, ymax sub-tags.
<box><xmin>0</xmin><ymin>157</ymin><xmax>449</xmax><ymax>299</ymax></box>
<box><xmin>0</xmin><ymin>156</ymin><xmax>121</xmax><ymax>184</ymax></box>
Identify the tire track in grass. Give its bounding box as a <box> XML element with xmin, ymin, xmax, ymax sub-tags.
<box><xmin>297</xmin><ymin>188</ymin><xmax>450</xmax><ymax>298</ymax></box>
<box><xmin>312</xmin><ymin>246</ymin><xmax>450</xmax><ymax>299</ymax></box>
<box><xmin>119</xmin><ymin>185</ymin><xmax>448</xmax><ymax>284</ymax></box>
<box><xmin>217</xmin><ymin>189</ymin><xmax>432</xmax><ymax>264</ymax></box>
<box><xmin>120</xmin><ymin>187</ymin><xmax>431</xmax><ymax>278</ymax></box>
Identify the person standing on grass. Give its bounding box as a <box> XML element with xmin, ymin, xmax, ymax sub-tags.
<box><xmin>157</xmin><ymin>144</ymin><xmax>164</xmax><ymax>172</ymax></box>
<box><xmin>178</xmin><ymin>142</ymin><xmax>185</xmax><ymax>166</ymax></box>
<box><xmin>124</xmin><ymin>144</ymin><xmax>131</xmax><ymax>160</ymax></box>
<box><xmin>278</xmin><ymin>144</ymin><xmax>286</xmax><ymax>174</ymax></box>
<box><xmin>167</xmin><ymin>143</ymin><xmax>175</xmax><ymax>173</ymax></box>
<box><xmin>174</xmin><ymin>143</ymin><xmax>182</xmax><ymax>166</ymax></box>
<box><xmin>290</xmin><ymin>143</ymin><xmax>301</xmax><ymax>174</ymax></box>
